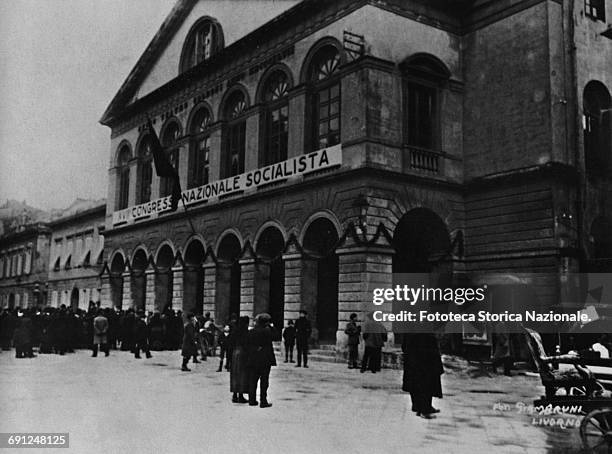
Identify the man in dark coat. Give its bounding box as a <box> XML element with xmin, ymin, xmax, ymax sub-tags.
<box><xmin>282</xmin><ymin>320</ymin><xmax>296</xmax><ymax>363</ymax></box>
<box><xmin>402</xmin><ymin>333</ymin><xmax>444</xmax><ymax>419</ymax></box>
<box><xmin>133</xmin><ymin>312</ymin><xmax>152</xmax><ymax>359</ymax></box>
<box><xmin>246</xmin><ymin>313</ymin><xmax>277</xmax><ymax>408</ymax></box>
<box><xmin>344</xmin><ymin>313</ymin><xmax>361</xmax><ymax>369</ymax></box>
<box><xmin>361</xmin><ymin>312</ymin><xmax>387</xmax><ymax>373</ymax></box>
<box><xmin>181</xmin><ymin>313</ymin><xmax>198</xmax><ymax>371</ymax></box>
<box><xmin>294</xmin><ymin>310</ymin><xmax>312</xmax><ymax>368</ymax></box>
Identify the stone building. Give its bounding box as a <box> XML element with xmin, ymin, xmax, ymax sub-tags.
<box><xmin>99</xmin><ymin>0</ymin><xmax>612</xmax><ymax>348</ymax></box>
<box><xmin>46</xmin><ymin>203</ymin><xmax>106</xmax><ymax>311</ymax></box>
<box><xmin>0</xmin><ymin>202</ymin><xmax>106</xmax><ymax>310</ymax></box>
<box><xmin>0</xmin><ymin>223</ymin><xmax>51</xmax><ymax>309</ymax></box>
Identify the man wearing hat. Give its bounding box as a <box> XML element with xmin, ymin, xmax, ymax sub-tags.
<box><xmin>345</xmin><ymin>313</ymin><xmax>361</xmax><ymax>369</ymax></box>
<box><xmin>246</xmin><ymin>313</ymin><xmax>276</xmax><ymax>408</ymax></box>
<box><xmin>294</xmin><ymin>310</ymin><xmax>312</xmax><ymax>368</ymax></box>
<box><xmin>181</xmin><ymin>313</ymin><xmax>198</xmax><ymax>371</ymax></box>
<box><xmin>133</xmin><ymin>311</ymin><xmax>152</xmax><ymax>359</ymax></box>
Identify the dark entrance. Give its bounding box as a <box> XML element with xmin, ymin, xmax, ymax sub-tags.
<box><xmin>155</xmin><ymin>245</ymin><xmax>174</xmax><ymax>311</ymax></box>
<box><xmin>216</xmin><ymin>234</ymin><xmax>241</xmax><ymax>324</ymax></box>
<box><xmin>392</xmin><ymin>208</ymin><xmax>451</xmax><ymax>274</ymax></box>
<box><xmin>303</xmin><ymin>218</ymin><xmax>339</xmax><ymax>344</ymax></box>
<box><xmin>110</xmin><ymin>254</ymin><xmax>125</xmax><ymax>310</ymax></box>
<box><xmin>256</xmin><ymin>227</ymin><xmax>285</xmax><ymax>339</ymax></box>
<box><xmin>184</xmin><ymin>240</ymin><xmax>206</xmax><ymax>315</ymax></box>
<box><xmin>131</xmin><ymin>250</ymin><xmax>148</xmax><ymax>311</ymax></box>
<box><xmin>70</xmin><ymin>287</ymin><xmax>79</xmax><ymax>312</ymax></box>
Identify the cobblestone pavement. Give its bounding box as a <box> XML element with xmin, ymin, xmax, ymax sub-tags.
<box><xmin>0</xmin><ymin>350</ymin><xmax>591</xmax><ymax>454</ymax></box>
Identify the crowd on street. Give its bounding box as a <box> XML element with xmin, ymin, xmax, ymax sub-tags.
<box><xmin>1</xmin><ymin>305</ymin><xmax>446</xmax><ymax>418</ymax></box>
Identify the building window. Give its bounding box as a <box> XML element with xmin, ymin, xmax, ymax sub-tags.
<box><xmin>137</xmin><ymin>136</ymin><xmax>154</xmax><ymax>204</ymax></box>
<box><xmin>401</xmin><ymin>55</ymin><xmax>450</xmax><ymax>151</ymax></box>
<box><xmin>189</xmin><ymin>107</ymin><xmax>212</xmax><ymax>188</ymax></box>
<box><xmin>180</xmin><ymin>18</ymin><xmax>224</xmax><ymax>73</ymax></box>
<box><xmin>583</xmin><ymin>81</ymin><xmax>611</xmax><ymax>177</ymax></box>
<box><xmin>262</xmin><ymin>70</ymin><xmax>290</xmax><ymax>165</ymax></box>
<box><xmin>585</xmin><ymin>0</ymin><xmax>606</xmax><ymax>21</ymax></box>
<box><xmin>117</xmin><ymin>145</ymin><xmax>131</xmax><ymax>210</ymax></box>
<box><xmin>223</xmin><ymin>90</ymin><xmax>247</xmax><ymax>178</ymax></box>
<box><xmin>160</xmin><ymin>122</ymin><xmax>181</xmax><ymax>198</ymax></box>
<box><xmin>309</xmin><ymin>45</ymin><xmax>341</xmax><ymax>150</ymax></box>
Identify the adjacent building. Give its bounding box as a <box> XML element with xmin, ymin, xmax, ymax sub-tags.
<box><xmin>0</xmin><ymin>201</ymin><xmax>106</xmax><ymax>310</ymax></box>
<box><xmin>97</xmin><ymin>0</ymin><xmax>611</xmax><ymax>348</ymax></box>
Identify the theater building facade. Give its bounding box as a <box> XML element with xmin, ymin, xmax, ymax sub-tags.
<box><xmin>100</xmin><ymin>0</ymin><xmax>612</xmax><ymax>347</ymax></box>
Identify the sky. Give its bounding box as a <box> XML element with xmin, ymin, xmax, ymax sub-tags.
<box><xmin>0</xmin><ymin>0</ymin><xmax>176</xmax><ymax>210</ymax></box>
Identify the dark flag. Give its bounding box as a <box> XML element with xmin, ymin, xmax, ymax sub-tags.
<box><xmin>146</xmin><ymin>118</ymin><xmax>182</xmax><ymax>211</ymax></box>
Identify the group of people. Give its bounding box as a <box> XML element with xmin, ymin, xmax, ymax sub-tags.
<box><xmin>181</xmin><ymin>312</ymin><xmax>276</xmax><ymax>408</ymax></box>
<box><xmin>2</xmin><ymin>304</ymin><xmax>446</xmax><ymax>419</ymax></box>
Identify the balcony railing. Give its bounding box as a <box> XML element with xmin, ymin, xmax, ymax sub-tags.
<box><xmin>404</xmin><ymin>145</ymin><xmax>442</xmax><ymax>174</ymax></box>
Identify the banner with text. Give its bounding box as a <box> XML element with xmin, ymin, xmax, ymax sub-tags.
<box><xmin>113</xmin><ymin>145</ymin><xmax>342</xmax><ymax>225</ymax></box>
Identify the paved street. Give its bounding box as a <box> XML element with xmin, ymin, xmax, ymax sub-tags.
<box><xmin>0</xmin><ymin>350</ymin><xmax>587</xmax><ymax>454</ymax></box>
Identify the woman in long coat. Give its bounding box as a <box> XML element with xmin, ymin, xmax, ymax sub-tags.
<box><xmin>402</xmin><ymin>333</ymin><xmax>444</xmax><ymax>419</ymax></box>
<box><xmin>230</xmin><ymin>316</ymin><xmax>250</xmax><ymax>403</ymax></box>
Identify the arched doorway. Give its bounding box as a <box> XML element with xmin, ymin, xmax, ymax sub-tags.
<box><xmin>392</xmin><ymin>208</ymin><xmax>451</xmax><ymax>274</ymax></box>
<box><xmin>586</xmin><ymin>217</ymin><xmax>612</xmax><ymax>272</ymax></box>
<box><xmin>583</xmin><ymin>81</ymin><xmax>611</xmax><ymax>177</ymax></box>
<box><xmin>155</xmin><ymin>245</ymin><xmax>174</xmax><ymax>312</ymax></box>
<box><xmin>70</xmin><ymin>287</ymin><xmax>79</xmax><ymax>312</ymax></box>
<box><xmin>255</xmin><ymin>226</ymin><xmax>285</xmax><ymax>339</ymax></box>
<box><xmin>184</xmin><ymin>240</ymin><xmax>206</xmax><ymax>315</ymax></box>
<box><xmin>303</xmin><ymin>218</ymin><xmax>339</xmax><ymax>344</ymax></box>
<box><xmin>131</xmin><ymin>249</ymin><xmax>148</xmax><ymax>311</ymax></box>
<box><xmin>216</xmin><ymin>234</ymin><xmax>241</xmax><ymax>325</ymax></box>
<box><xmin>110</xmin><ymin>254</ymin><xmax>125</xmax><ymax>309</ymax></box>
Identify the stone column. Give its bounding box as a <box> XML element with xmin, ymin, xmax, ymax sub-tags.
<box><xmin>202</xmin><ymin>257</ymin><xmax>217</xmax><ymax>316</ymax></box>
<box><xmin>122</xmin><ymin>272</ymin><xmax>132</xmax><ymax>309</ymax></box>
<box><xmin>239</xmin><ymin>256</ymin><xmax>256</xmax><ymax>317</ymax></box>
<box><xmin>282</xmin><ymin>248</ymin><xmax>317</xmax><ymax>329</ymax></box>
<box><xmin>100</xmin><ymin>275</ymin><xmax>111</xmax><ymax>308</ymax></box>
<box><xmin>171</xmin><ymin>266</ymin><xmax>183</xmax><ymax>310</ymax></box>
<box><xmin>336</xmin><ymin>242</ymin><xmax>394</xmax><ymax>350</ymax></box>
<box><xmin>145</xmin><ymin>269</ymin><xmax>156</xmax><ymax>313</ymax></box>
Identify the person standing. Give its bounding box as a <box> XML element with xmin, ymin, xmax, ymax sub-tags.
<box><xmin>282</xmin><ymin>320</ymin><xmax>296</xmax><ymax>363</ymax></box>
<box><xmin>402</xmin><ymin>333</ymin><xmax>444</xmax><ymax>419</ymax></box>
<box><xmin>294</xmin><ymin>310</ymin><xmax>311</xmax><ymax>368</ymax></box>
<box><xmin>345</xmin><ymin>313</ymin><xmax>361</xmax><ymax>369</ymax></box>
<box><xmin>360</xmin><ymin>312</ymin><xmax>387</xmax><ymax>373</ymax></box>
<box><xmin>181</xmin><ymin>313</ymin><xmax>198</xmax><ymax>371</ymax></box>
<box><xmin>92</xmin><ymin>309</ymin><xmax>109</xmax><ymax>357</ymax></box>
<box><xmin>133</xmin><ymin>312</ymin><xmax>152</xmax><ymax>359</ymax></box>
<box><xmin>216</xmin><ymin>325</ymin><xmax>230</xmax><ymax>372</ymax></box>
<box><xmin>230</xmin><ymin>316</ymin><xmax>250</xmax><ymax>403</ymax></box>
<box><xmin>246</xmin><ymin>313</ymin><xmax>276</xmax><ymax>408</ymax></box>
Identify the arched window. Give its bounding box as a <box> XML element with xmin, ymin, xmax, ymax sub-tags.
<box><xmin>137</xmin><ymin>135</ymin><xmax>154</xmax><ymax>204</ymax></box>
<box><xmin>309</xmin><ymin>45</ymin><xmax>341</xmax><ymax>150</ymax></box>
<box><xmin>223</xmin><ymin>90</ymin><xmax>247</xmax><ymax>177</ymax></box>
<box><xmin>401</xmin><ymin>55</ymin><xmax>450</xmax><ymax>151</ymax></box>
<box><xmin>262</xmin><ymin>70</ymin><xmax>290</xmax><ymax>165</ymax></box>
<box><xmin>583</xmin><ymin>81</ymin><xmax>611</xmax><ymax>177</ymax></box>
<box><xmin>189</xmin><ymin>107</ymin><xmax>212</xmax><ymax>188</ymax></box>
<box><xmin>160</xmin><ymin>121</ymin><xmax>181</xmax><ymax>197</ymax></box>
<box><xmin>117</xmin><ymin>145</ymin><xmax>131</xmax><ymax>210</ymax></box>
<box><xmin>180</xmin><ymin>18</ymin><xmax>224</xmax><ymax>73</ymax></box>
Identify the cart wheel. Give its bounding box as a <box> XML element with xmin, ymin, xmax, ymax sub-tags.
<box><xmin>580</xmin><ymin>408</ymin><xmax>612</xmax><ymax>453</ymax></box>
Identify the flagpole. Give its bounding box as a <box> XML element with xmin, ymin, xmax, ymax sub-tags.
<box><xmin>180</xmin><ymin>195</ymin><xmax>197</xmax><ymax>235</ymax></box>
